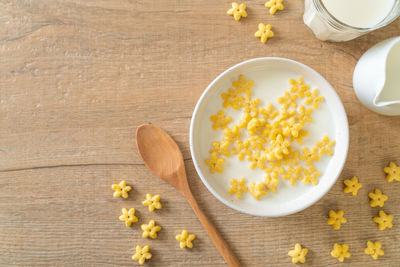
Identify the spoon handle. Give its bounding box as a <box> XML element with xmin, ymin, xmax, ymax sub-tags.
<box><xmin>185</xmin><ymin>190</ymin><xmax>241</xmax><ymax>267</ymax></box>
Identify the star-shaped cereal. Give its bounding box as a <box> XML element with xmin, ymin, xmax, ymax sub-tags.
<box><xmin>228</xmin><ymin>178</ymin><xmax>248</xmax><ymax>199</ymax></box>
<box><xmin>316</xmin><ymin>135</ymin><xmax>335</xmax><ymax>156</ymax></box>
<box><xmin>132</xmin><ymin>245</ymin><xmax>152</xmax><ymax>265</ymax></box>
<box><xmin>368</xmin><ymin>189</ymin><xmax>388</xmax><ymax>208</ymax></box>
<box><xmin>331</xmin><ymin>243</ymin><xmax>351</xmax><ymax>262</ymax></box>
<box><xmin>265</xmin><ymin>0</ymin><xmax>284</xmax><ymax>15</ymax></box>
<box><xmin>232</xmin><ymin>140</ymin><xmax>252</xmax><ymax>161</ymax></box>
<box><xmin>267</xmin><ymin>134</ymin><xmax>290</xmax><ymax>160</ymax></box>
<box><xmin>119</xmin><ymin>208</ymin><xmax>138</xmax><ymax>227</ymax></box>
<box><xmin>365</xmin><ymin>241</ymin><xmax>384</xmax><ymax>260</ymax></box>
<box><xmin>283</xmin><ymin>165</ymin><xmax>303</xmax><ymax>186</ymax></box>
<box><xmin>264</xmin><ymin>173</ymin><xmax>280</xmax><ymax>193</ymax></box>
<box><xmin>141</xmin><ymin>220</ymin><xmax>162</xmax><ymax>239</ymax></box>
<box><xmin>111</xmin><ymin>180</ymin><xmax>132</xmax><ymax>198</ymax></box>
<box><xmin>289</xmin><ymin>77</ymin><xmax>310</xmax><ymax>98</ymax></box>
<box><xmin>304</xmin><ymin>88</ymin><xmax>325</xmax><ymax>109</ymax></box>
<box><xmin>142</xmin><ymin>194</ymin><xmax>162</xmax><ymax>212</ymax></box>
<box><xmin>223</xmin><ymin>125</ymin><xmax>241</xmax><ymax>143</ymax></box>
<box><xmin>205</xmin><ymin>152</ymin><xmax>225</xmax><ymax>173</ymax></box>
<box><xmin>383</xmin><ymin>161</ymin><xmax>400</xmax><ymax>182</ymax></box>
<box><xmin>303</xmin><ymin>165</ymin><xmax>321</xmax><ymax>185</ymax></box>
<box><xmin>300</xmin><ymin>147</ymin><xmax>320</xmax><ymax>166</ymax></box>
<box><xmin>249</xmin><ymin>182</ymin><xmax>267</xmax><ymax>200</ymax></box>
<box><xmin>232</xmin><ymin>74</ymin><xmax>254</xmax><ymax>96</ymax></box>
<box><xmin>247</xmin><ymin>151</ymin><xmax>267</xmax><ymax>170</ymax></box>
<box><xmin>288</xmin><ymin>243</ymin><xmax>308</xmax><ymax>264</ymax></box>
<box><xmin>254</xmin><ymin>23</ymin><xmax>274</xmax><ymax>44</ymax></box>
<box><xmin>373</xmin><ymin>210</ymin><xmax>393</xmax><ymax>230</ymax></box>
<box><xmin>209</xmin><ymin>141</ymin><xmax>231</xmax><ymax>157</ymax></box>
<box><xmin>327</xmin><ymin>210</ymin><xmax>347</xmax><ymax>230</ymax></box>
<box><xmin>210</xmin><ymin>110</ymin><xmax>232</xmax><ymax>130</ymax></box>
<box><xmin>343</xmin><ymin>176</ymin><xmax>362</xmax><ymax>196</ymax></box>
<box><xmin>221</xmin><ymin>87</ymin><xmax>245</xmax><ymax>110</ymax></box>
<box><xmin>227</xmin><ymin>2</ymin><xmax>247</xmax><ymax>21</ymax></box>
<box><xmin>176</xmin><ymin>230</ymin><xmax>196</xmax><ymax>249</ymax></box>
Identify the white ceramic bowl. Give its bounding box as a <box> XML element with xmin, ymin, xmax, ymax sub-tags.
<box><xmin>190</xmin><ymin>57</ymin><xmax>349</xmax><ymax>217</ymax></box>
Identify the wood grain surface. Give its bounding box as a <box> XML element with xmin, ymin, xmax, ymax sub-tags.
<box><xmin>0</xmin><ymin>0</ymin><xmax>399</xmax><ymax>266</ymax></box>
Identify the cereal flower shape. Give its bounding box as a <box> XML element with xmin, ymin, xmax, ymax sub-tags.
<box><xmin>268</xmin><ymin>134</ymin><xmax>290</xmax><ymax>160</ymax></box>
<box><xmin>368</xmin><ymin>189</ymin><xmax>388</xmax><ymax>208</ymax></box>
<box><xmin>228</xmin><ymin>178</ymin><xmax>248</xmax><ymax>199</ymax></box>
<box><xmin>142</xmin><ymin>194</ymin><xmax>162</xmax><ymax>212</ymax></box>
<box><xmin>223</xmin><ymin>125</ymin><xmax>241</xmax><ymax>143</ymax></box>
<box><xmin>290</xmin><ymin>77</ymin><xmax>310</xmax><ymax>98</ymax></box>
<box><xmin>210</xmin><ymin>110</ymin><xmax>232</xmax><ymax>130</ymax></box>
<box><xmin>288</xmin><ymin>243</ymin><xmax>308</xmax><ymax>264</ymax></box>
<box><xmin>264</xmin><ymin>174</ymin><xmax>279</xmax><ymax>193</ymax></box>
<box><xmin>365</xmin><ymin>241</ymin><xmax>384</xmax><ymax>260</ymax></box>
<box><xmin>247</xmin><ymin>151</ymin><xmax>267</xmax><ymax>170</ymax></box>
<box><xmin>304</xmin><ymin>88</ymin><xmax>325</xmax><ymax>109</ymax></box>
<box><xmin>316</xmin><ymin>135</ymin><xmax>335</xmax><ymax>156</ymax></box>
<box><xmin>303</xmin><ymin>165</ymin><xmax>321</xmax><ymax>185</ymax></box>
<box><xmin>331</xmin><ymin>243</ymin><xmax>351</xmax><ymax>262</ymax></box>
<box><xmin>141</xmin><ymin>220</ymin><xmax>162</xmax><ymax>239</ymax></box>
<box><xmin>373</xmin><ymin>210</ymin><xmax>393</xmax><ymax>230</ymax></box>
<box><xmin>227</xmin><ymin>2</ymin><xmax>247</xmax><ymax>21</ymax></box>
<box><xmin>327</xmin><ymin>210</ymin><xmax>347</xmax><ymax>230</ymax></box>
<box><xmin>132</xmin><ymin>245</ymin><xmax>152</xmax><ymax>265</ymax></box>
<box><xmin>283</xmin><ymin>165</ymin><xmax>303</xmax><ymax>186</ymax></box>
<box><xmin>176</xmin><ymin>230</ymin><xmax>196</xmax><ymax>249</ymax></box>
<box><xmin>265</xmin><ymin>0</ymin><xmax>284</xmax><ymax>15</ymax></box>
<box><xmin>300</xmin><ymin>147</ymin><xmax>320</xmax><ymax>166</ymax></box>
<box><xmin>254</xmin><ymin>23</ymin><xmax>274</xmax><ymax>44</ymax></box>
<box><xmin>205</xmin><ymin>152</ymin><xmax>225</xmax><ymax>173</ymax></box>
<box><xmin>209</xmin><ymin>141</ymin><xmax>231</xmax><ymax>157</ymax></box>
<box><xmin>221</xmin><ymin>88</ymin><xmax>244</xmax><ymax>110</ymax></box>
<box><xmin>119</xmin><ymin>208</ymin><xmax>138</xmax><ymax>227</ymax></box>
<box><xmin>343</xmin><ymin>176</ymin><xmax>362</xmax><ymax>196</ymax></box>
<box><xmin>111</xmin><ymin>180</ymin><xmax>131</xmax><ymax>198</ymax></box>
<box><xmin>232</xmin><ymin>140</ymin><xmax>252</xmax><ymax>161</ymax></box>
<box><xmin>383</xmin><ymin>161</ymin><xmax>400</xmax><ymax>182</ymax></box>
<box><xmin>249</xmin><ymin>182</ymin><xmax>267</xmax><ymax>200</ymax></box>
<box><xmin>233</xmin><ymin>74</ymin><xmax>254</xmax><ymax>96</ymax></box>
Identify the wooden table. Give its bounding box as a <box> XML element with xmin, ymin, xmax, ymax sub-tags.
<box><xmin>1</xmin><ymin>1</ymin><xmax>399</xmax><ymax>266</ymax></box>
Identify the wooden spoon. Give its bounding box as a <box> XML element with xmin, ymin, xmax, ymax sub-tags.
<box><xmin>136</xmin><ymin>124</ymin><xmax>240</xmax><ymax>267</ymax></box>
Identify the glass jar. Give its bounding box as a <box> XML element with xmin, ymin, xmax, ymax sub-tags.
<box><xmin>303</xmin><ymin>0</ymin><xmax>400</xmax><ymax>42</ymax></box>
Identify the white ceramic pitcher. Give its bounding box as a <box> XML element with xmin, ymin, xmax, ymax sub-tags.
<box><xmin>353</xmin><ymin>36</ymin><xmax>400</xmax><ymax>116</ymax></box>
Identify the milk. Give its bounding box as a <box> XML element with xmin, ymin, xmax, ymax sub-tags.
<box><xmin>321</xmin><ymin>0</ymin><xmax>395</xmax><ymax>28</ymax></box>
<box><xmin>378</xmin><ymin>42</ymin><xmax>400</xmax><ymax>102</ymax></box>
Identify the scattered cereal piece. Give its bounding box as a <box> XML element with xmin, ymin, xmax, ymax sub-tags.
<box><xmin>221</xmin><ymin>88</ymin><xmax>245</xmax><ymax>110</ymax></box>
<box><xmin>176</xmin><ymin>230</ymin><xmax>196</xmax><ymax>249</ymax></box>
<box><xmin>111</xmin><ymin>180</ymin><xmax>131</xmax><ymax>198</ymax></box>
<box><xmin>300</xmin><ymin>147</ymin><xmax>320</xmax><ymax>166</ymax></box>
<box><xmin>141</xmin><ymin>220</ymin><xmax>162</xmax><ymax>239</ymax></box>
<box><xmin>365</xmin><ymin>241</ymin><xmax>384</xmax><ymax>260</ymax></box>
<box><xmin>132</xmin><ymin>245</ymin><xmax>152</xmax><ymax>265</ymax></box>
<box><xmin>331</xmin><ymin>243</ymin><xmax>351</xmax><ymax>262</ymax></box>
<box><xmin>304</xmin><ymin>88</ymin><xmax>324</xmax><ymax>109</ymax></box>
<box><xmin>343</xmin><ymin>176</ymin><xmax>362</xmax><ymax>196</ymax></box>
<box><xmin>205</xmin><ymin>152</ymin><xmax>226</xmax><ymax>173</ymax></box>
<box><xmin>232</xmin><ymin>140</ymin><xmax>252</xmax><ymax>161</ymax></box>
<box><xmin>247</xmin><ymin>151</ymin><xmax>267</xmax><ymax>170</ymax></box>
<box><xmin>303</xmin><ymin>165</ymin><xmax>321</xmax><ymax>185</ymax></box>
<box><xmin>373</xmin><ymin>210</ymin><xmax>393</xmax><ymax>230</ymax></box>
<box><xmin>227</xmin><ymin>2</ymin><xmax>247</xmax><ymax>21</ymax></box>
<box><xmin>316</xmin><ymin>135</ymin><xmax>335</xmax><ymax>156</ymax></box>
<box><xmin>283</xmin><ymin>165</ymin><xmax>303</xmax><ymax>186</ymax></box>
<box><xmin>223</xmin><ymin>125</ymin><xmax>241</xmax><ymax>143</ymax></box>
<box><xmin>209</xmin><ymin>141</ymin><xmax>231</xmax><ymax>157</ymax></box>
<box><xmin>233</xmin><ymin>75</ymin><xmax>254</xmax><ymax>96</ymax></box>
<box><xmin>368</xmin><ymin>189</ymin><xmax>388</xmax><ymax>208</ymax></box>
<box><xmin>210</xmin><ymin>110</ymin><xmax>232</xmax><ymax>130</ymax></box>
<box><xmin>142</xmin><ymin>194</ymin><xmax>162</xmax><ymax>212</ymax></box>
<box><xmin>228</xmin><ymin>178</ymin><xmax>248</xmax><ymax>199</ymax></box>
<box><xmin>119</xmin><ymin>208</ymin><xmax>138</xmax><ymax>227</ymax></box>
<box><xmin>327</xmin><ymin>210</ymin><xmax>347</xmax><ymax>230</ymax></box>
<box><xmin>265</xmin><ymin>0</ymin><xmax>284</xmax><ymax>15</ymax></box>
<box><xmin>249</xmin><ymin>182</ymin><xmax>267</xmax><ymax>200</ymax></box>
<box><xmin>288</xmin><ymin>243</ymin><xmax>308</xmax><ymax>264</ymax></box>
<box><xmin>267</xmin><ymin>134</ymin><xmax>290</xmax><ymax>160</ymax></box>
<box><xmin>383</xmin><ymin>161</ymin><xmax>400</xmax><ymax>182</ymax></box>
<box><xmin>254</xmin><ymin>23</ymin><xmax>274</xmax><ymax>44</ymax></box>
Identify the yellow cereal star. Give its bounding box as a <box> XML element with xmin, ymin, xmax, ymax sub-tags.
<box><xmin>267</xmin><ymin>134</ymin><xmax>290</xmax><ymax>160</ymax></box>
<box><xmin>228</xmin><ymin>178</ymin><xmax>248</xmax><ymax>199</ymax></box>
<box><xmin>248</xmin><ymin>135</ymin><xmax>267</xmax><ymax>151</ymax></box>
<box><xmin>281</xmin><ymin>117</ymin><xmax>303</xmax><ymax>138</ymax></box>
<box><xmin>205</xmin><ymin>152</ymin><xmax>225</xmax><ymax>173</ymax></box>
<box><xmin>283</xmin><ymin>165</ymin><xmax>303</xmax><ymax>186</ymax></box>
<box><xmin>365</xmin><ymin>241</ymin><xmax>384</xmax><ymax>260</ymax></box>
<box><xmin>368</xmin><ymin>189</ymin><xmax>388</xmax><ymax>208</ymax></box>
<box><xmin>210</xmin><ymin>110</ymin><xmax>232</xmax><ymax>130</ymax></box>
<box><xmin>232</xmin><ymin>140</ymin><xmax>252</xmax><ymax>161</ymax></box>
<box><xmin>383</xmin><ymin>161</ymin><xmax>400</xmax><ymax>182</ymax></box>
<box><xmin>176</xmin><ymin>230</ymin><xmax>196</xmax><ymax>249</ymax></box>
<box><xmin>289</xmin><ymin>77</ymin><xmax>310</xmax><ymax>98</ymax></box>
<box><xmin>292</xmin><ymin>130</ymin><xmax>309</xmax><ymax>144</ymax></box>
<box><xmin>331</xmin><ymin>243</ymin><xmax>351</xmax><ymax>262</ymax></box>
<box><xmin>227</xmin><ymin>2</ymin><xmax>247</xmax><ymax>21</ymax></box>
<box><xmin>142</xmin><ymin>194</ymin><xmax>162</xmax><ymax>212</ymax></box>
<box><xmin>327</xmin><ymin>210</ymin><xmax>347</xmax><ymax>230</ymax></box>
<box><xmin>132</xmin><ymin>245</ymin><xmax>152</xmax><ymax>265</ymax></box>
<box><xmin>303</xmin><ymin>165</ymin><xmax>321</xmax><ymax>185</ymax></box>
<box><xmin>254</xmin><ymin>23</ymin><xmax>274</xmax><ymax>44</ymax></box>
<box><xmin>304</xmin><ymin>88</ymin><xmax>324</xmax><ymax>109</ymax></box>
<box><xmin>119</xmin><ymin>208</ymin><xmax>138</xmax><ymax>227</ymax></box>
<box><xmin>247</xmin><ymin>151</ymin><xmax>267</xmax><ymax>170</ymax></box>
<box><xmin>209</xmin><ymin>140</ymin><xmax>231</xmax><ymax>157</ymax></box>
<box><xmin>295</xmin><ymin>105</ymin><xmax>313</xmax><ymax>124</ymax></box>
<box><xmin>249</xmin><ymin>182</ymin><xmax>267</xmax><ymax>200</ymax></box>
<box><xmin>221</xmin><ymin>87</ymin><xmax>245</xmax><ymax>110</ymax></box>
<box><xmin>288</xmin><ymin>243</ymin><xmax>308</xmax><ymax>264</ymax></box>
<box><xmin>343</xmin><ymin>176</ymin><xmax>362</xmax><ymax>196</ymax></box>
<box><xmin>300</xmin><ymin>147</ymin><xmax>320</xmax><ymax>166</ymax></box>
<box><xmin>223</xmin><ymin>125</ymin><xmax>241</xmax><ymax>143</ymax></box>
<box><xmin>111</xmin><ymin>180</ymin><xmax>132</xmax><ymax>198</ymax></box>
<box><xmin>265</xmin><ymin>0</ymin><xmax>284</xmax><ymax>15</ymax></box>
<box><xmin>264</xmin><ymin>174</ymin><xmax>280</xmax><ymax>193</ymax></box>
<box><xmin>247</xmin><ymin>117</ymin><xmax>266</xmax><ymax>136</ymax></box>
<box><xmin>232</xmin><ymin>74</ymin><xmax>254</xmax><ymax>96</ymax></box>
<box><xmin>141</xmin><ymin>220</ymin><xmax>162</xmax><ymax>239</ymax></box>
<box><xmin>373</xmin><ymin>210</ymin><xmax>393</xmax><ymax>230</ymax></box>
<box><xmin>316</xmin><ymin>135</ymin><xmax>335</xmax><ymax>156</ymax></box>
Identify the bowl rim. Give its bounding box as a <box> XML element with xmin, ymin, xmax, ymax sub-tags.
<box><xmin>189</xmin><ymin>57</ymin><xmax>349</xmax><ymax>217</ymax></box>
